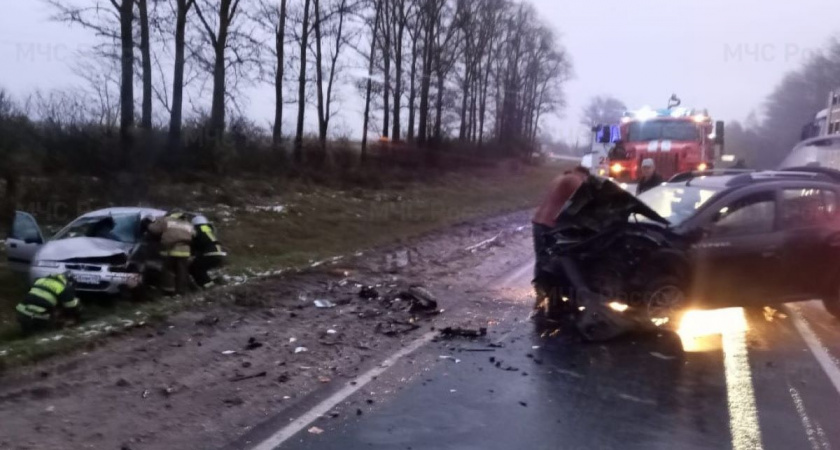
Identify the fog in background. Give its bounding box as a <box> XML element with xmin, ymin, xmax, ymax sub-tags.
<box><xmin>1</xmin><ymin>0</ymin><xmax>839</xmax><ymax>148</ymax></box>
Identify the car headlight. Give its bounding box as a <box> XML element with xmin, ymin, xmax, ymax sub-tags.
<box><xmin>33</xmin><ymin>260</ymin><xmax>62</xmax><ymax>268</ymax></box>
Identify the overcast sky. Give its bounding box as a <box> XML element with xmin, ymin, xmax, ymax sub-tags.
<box><xmin>1</xmin><ymin>0</ymin><xmax>839</xmax><ymax>143</ymax></box>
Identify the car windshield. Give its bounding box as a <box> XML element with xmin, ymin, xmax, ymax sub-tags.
<box><xmin>780</xmin><ymin>138</ymin><xmax>840</xmax><ymax>170</ymax></box>
<box><xmin>627</xmin><ymin>121</ymin><xmax>699</xmax><ymax>142</ymax></box>
<box><xmin>53</xmin><ymin>213</ymin><xmax>140</xmax><ymax>244</ymax></box>
<box><xmin>636</xmin><ymin>185</ymin><xmax>720</xmax><ymax>225</ymax></box>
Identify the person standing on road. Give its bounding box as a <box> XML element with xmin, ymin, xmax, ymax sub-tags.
<box><xmin>636</xmin><ymin>158</ymin><xmax>664</xmax><ymax>196</ymax></box>
<box><xmin>147</xmin><ymin>211</ymin><xmax>195</xmax><ymax>296</ymax></box>
<box><xmin>16</xmin><ymin>272</ymin><xmax>81</xmax><ymax>335</ymax></box>
<box><xmin>189</xmin><ymin>215</ymin><xmax>227</xmax><ymax>289</ymax></box>
<box><xmin>532</xmin><ymin>166</ymin><xmax>590</xmax><ymax>303</ymax></box>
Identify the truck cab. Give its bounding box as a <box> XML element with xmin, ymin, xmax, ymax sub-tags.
<box><xmin>608</xmin><ymin>106</ymin><xmax>725</xmax><ymax>181</ymax></box>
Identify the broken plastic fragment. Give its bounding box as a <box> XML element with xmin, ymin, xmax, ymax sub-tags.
<box><xmin>308</xmin><ymin>426</ymin><xmax>324</xmax><ymax>435</ymax></box>
<box><xmin>314</xmin><ymin>299</ymin><xmax>336</xmax><ymax>308</ymax></box>
<box><xmin>294</xmin><ymin>347</ymin><xmax>308</xmax><ymax>354</ymax></box>
<box><xmin>326</xmin><ymin>329</ymin><xmax>337</xmax><ymax>335</ymax></box>
<box><xmin>221</xmin><ymin>350</ymin><xmax>237</xmax><ymax>355</ymax></box>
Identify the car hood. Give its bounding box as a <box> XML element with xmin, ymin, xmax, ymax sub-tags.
<box><xmin>35</xmin><ymin>237</ymin><xmax>135</xmax><ymax>262</ymax></box>
<box><xmin>558</xmin><ymin>176</ymin><xmax>670</xmax><ymax>232</ymax></box>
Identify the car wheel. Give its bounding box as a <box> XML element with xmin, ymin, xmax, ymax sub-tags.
<box><xmin>642</xmin><ymin>275</ymin><xmax>688</xmax><ymax>327</ymax></box>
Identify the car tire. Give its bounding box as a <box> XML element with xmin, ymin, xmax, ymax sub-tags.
<box><xmin>641</xmin><ymin>275</ymin><xmax>688</xmax><ymax>328</ymax></box>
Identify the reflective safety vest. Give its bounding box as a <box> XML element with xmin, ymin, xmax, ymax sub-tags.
<box><xmin>17</xmin><ymin>275</ymin><xmax>80</xmax><ymax>320</ymax></box>
<box><xmin>193</xmin><ymin>224</ymin><xmax>226</xmax><ymax>257</ymax></box>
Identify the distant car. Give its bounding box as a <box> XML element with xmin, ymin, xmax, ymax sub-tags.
<box><xmin>536</xmin><ymin>168</ymin><xmax>840</xmax><ymax>332</ymax></box>
<box><xmin>5</xmin><ymin>207</ymin><xmax>165</xmax><ymax>294</ymax></box>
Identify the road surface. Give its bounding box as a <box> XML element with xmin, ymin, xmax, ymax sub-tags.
<box><xmin>230</xmin><ymin>261</ymin><xmax>840</xmax><ymax>450</ymax></box>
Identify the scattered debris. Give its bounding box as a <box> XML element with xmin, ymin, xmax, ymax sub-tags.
<box><xmin>466</xmin><ymin>234</ymin><xmax>500</xmax><ymax>252</ymax></box>
<box><xmin>308</xmin><ymin>426</ymin><xmax>324</xmax><ymax>435</ymax></box>
<box><xmin>289</xmin><ymin>337</ymin><xmax>298</xmax><ymax>343</ymax></box>
<box><xmin>314</xmin><ymin>300</ymin><xmax>336</xmax><ymax>309</ymax></box>
<box><xmin>375</xmin><ymin>321</ymin><xmax>420</xmax><ymax>337</ymax></box>
<box><xmin>366</xmin><ymin>399</ymin><xmax>375</xmax><ymax>405</ymax></box>
<box><xmin>277</xmin><ymin>373</ymin><xmax>291</xmax><ymax>383</ymax></box>
<box><xmin>115</xmin><ymin>378</ymin><xmax>131</xmax><ymax>388</ymax></box>
<box><xmin>224</xmin><ymin>397</ymin><xmax>245</xmax><ymax>407</ymax></box>
<box><xmin>294</xmin><ymin>347</ymin><xmax>309</xmax><ymax>354</ymax></box>
<box><xmin>245</xmin><ymin>337</ymin><xmax>263</xmax><ymax>350</ymax></box>
<box><xmin>45</xmin><ymin>405</ymin><xmax>55</xmax><ymax>413</ymax></box>
<box><xmin>326</xmin><ymin>329</ymin><xmax>337</xmax><ymax>335</ymax></box>
<box><xmin>649</xmin><ymin>352</ymin><xmax>676</xmax><ymax>361</ymax></box>
<box><xmin>141</xmin><ymin>390</ymin><xmax>149</xmax><ymax>399</ymax></box>
<box><xmin>221</xmin><ymin>350</ymin><xmax>237</xmax><ymax>355</ymax></box>
<box><xmin>439</xmin><ymin>356</ymin><xmax>461</xmax><ymax>363</ymax></box>
<box><xmin>359</xmin><ymin>286</ymin><xmax>379</xmax><ymax>299</ymax></box>
<box><xmin>460</xmin><ymin>348</ymin><xmax>495</xmax><ymax>352</ymax></box>
<box><xmin>230</xmin><ymin>371</ymin><xmax>267</xmax><ymax>383</ymax></box>
<box><xmin>519</xmin><ymin>401</ymin><xmax>528</xmax><ymax>407</ymax></box>
<box><xmin>318</xmin><ymin>376</ymin><xmax>332</xmax><ymax>383</ymax></box>
<box><xmin>400</xmin><ymin>286</ymin><xmax>439</xmax><ymax>313</ymax></box>
<box><xmin>439</xmin><ymin>327</ymin><xmax>487</xmax><ymax>339</ymax></box>
<box><xmin>356</xmin><ymin>408</ymin><xmax>363</xmax><ymax>416</ymax></box>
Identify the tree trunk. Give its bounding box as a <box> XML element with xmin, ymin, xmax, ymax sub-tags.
<box><xmin>138</xmin><ymin>0</ymin><xmax>152</xmax><ymax>131</ymax></box>
<box><xmin>118</xmin><ymin>0</ymin><xmax>135</xmax><ymax>163</ymax></box>
<box><xmin>273</xmin><ymin>0</ymin><xmax>287</xmax><ymax>147</ymax></box>
<box><xmin>417</xmin><ymin>13</ymin><xmax>434</xmax><ymax>147</ymax></box>
<box><xmin>313</xmin><ymin>0</ymin><xmax>326</xmax><ymax>153</ymax></box>
<box><xmin>381</xmin><ymin>0</ymin><xmax>391</xmax><ymax>139</ymax></box>
<box><xmin>433</xmin><ymin>68</ymin><xmax>444</xmax><ymax>142</ymax></box>
<box><xmin>361</xmin><ymin>0</ymin><xmax>383</xmax><ymax>163</ymax></box>
<box><xmin>407</xmin><ymin>35</ymin><xmax>418</xmax><ymax>142</ymax></box>
<box><xmin>293</xmin><ymin>0</ymin><xmax>312</xmax><ymax>163</ymax></box>
<box><xmin>323</xmin><ymin>0</ymin><xmax>346</xmax><ymax>161</ymax></box>
<box><xmin>168</xmin><ymin>0</ymin><xmax>192</xmax><ymax>150</ymax></box>
<box><xmin>458</xmin><ymin>66</ymin><xmax>470</xmax><ymax>141</ymax></box>
<box><xmin>391</xmin><ymin>0</ymin><xmax>405</xmax><ymax>141</ymax></box>
<box><xmin>208</xmin><ymin>0</ymin><xmax>232</xmax><ymax>142</ymax></box>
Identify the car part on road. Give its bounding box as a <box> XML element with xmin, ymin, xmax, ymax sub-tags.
<box><xmin>439</xmin><ymin>326</ymin><xmax>488</xmax><ymax>339</ymax></box>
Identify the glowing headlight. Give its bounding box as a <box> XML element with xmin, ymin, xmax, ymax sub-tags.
<box><xmin>611</xmin><ymin>163</ymin><xmax>624</xmax><ymax>173</ymax></box>
<box><xmin>33</xmin><ymin>260</ymin><xmax>61</xmax><ymax>268</ymax></box>
<box><xmin>697</xmin><ymin>163</ymin><xmax>708</xmax><ymax>171</ymax></box>
<box><xmin>608</xmin><ymin>302</ymin><xmax>629</xmax><ymax>312</ymax></box>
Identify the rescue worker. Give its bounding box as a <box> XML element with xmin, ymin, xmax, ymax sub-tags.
<box><xmin>636</xmin><ymin>158</ymin><xmax>664</xmax><ymax>195</ymax></box>
<box><xmin>532</xmin><ymin>166</ymin><xmax>590</xmax><ymax>311</ymax></box>
<box><xmin>147</xmin><ymin>210</ymin><xmax>195</xmax><ymax>295</ymax></box>
<box><xmin>189</xmin><ymin>215</ymin><xmax>227</xmax><ymax>289</ymax></box>
<box><xmin>16</xmin><ymin>272</ymin><xmax>81</xmax><ymax>335</ymax></box>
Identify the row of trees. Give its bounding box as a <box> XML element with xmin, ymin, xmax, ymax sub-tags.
<box><xmin>41</xmin><ymin>0</ymin><xmax>571</xmax><ymax>168</ymax></box>
<box><xmin>729</xmin><ymin>37</ymin><xmax>840</xmax><ymax>168</ymax></box>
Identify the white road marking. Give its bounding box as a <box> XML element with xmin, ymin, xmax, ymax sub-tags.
<box><xmin>788</xmin><ymin>383</ymin><xmax>832</xmax><ymax>450</ymax></box>
<box><xmin>721</xmin><ymin>308</ymin><xmax>764</xmax><ymax>450</ymax></box>
<box><xmin>250</xmin><ymin>330</ymin><xmax>438</xmax><ymax>450</ymax></box>
<box><xmin>249</xmin><ymin>259</ymin><xmax>536</xmax><ymax>450</ymax></box>
<box><xmin>786</xmin><ymin>304</ymin><xmax>840</xmax><ymax>395</ymax></box>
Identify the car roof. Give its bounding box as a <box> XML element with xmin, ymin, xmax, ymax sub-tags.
<box><xmin>79</xmin><ymin>207</ymin><xmax>166</xmax><ymax>219</ymax></box>
<box><xmin>667</xmin><ymin>168</ymin><xmax>840</xmax><ymax>191</ymax></box>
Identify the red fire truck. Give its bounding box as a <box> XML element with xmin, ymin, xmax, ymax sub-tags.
<box><xmin>607</xmin><ymin>102</ymin><xmax>725</xmax><ymax>181</ymax></box>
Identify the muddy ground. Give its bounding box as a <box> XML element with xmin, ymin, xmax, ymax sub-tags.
<box><xmin>0</xmin><ymin>210</ymin><xmax>536</xmax><ymax>450</ymax></box>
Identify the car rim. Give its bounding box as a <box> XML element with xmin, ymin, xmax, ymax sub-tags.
<box><xmin>647</xmin><ymin>285</ymin><xmax>685</xmax><ymax>322</ymax></box>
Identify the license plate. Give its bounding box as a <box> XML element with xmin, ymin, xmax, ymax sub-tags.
<box><xmin>75</xmin><ymin>274</ymin><xmax>101</xmax><ymax>285</ymax></box>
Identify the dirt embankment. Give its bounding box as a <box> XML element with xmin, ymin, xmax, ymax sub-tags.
<box><xmin>0</xmin><ymin>210</ymin><xmax>536</xmax><ymax>450</ymax></box>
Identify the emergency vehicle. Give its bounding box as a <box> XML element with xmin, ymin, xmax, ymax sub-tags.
<box><xmin>606</xmin><ymin>103</ymin><xmax>725</xmax><ymax>181</ymax></box>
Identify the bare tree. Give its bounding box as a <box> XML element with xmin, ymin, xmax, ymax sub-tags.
<box><xmin>253</xmin><ymin>0</ymin><xmax>289</xmax><ymax>147</ymax></box>
<box><xmin>137</xmin><ymin>0</ymin><xmax>153</xmax><ymax>130</ymax></box>
<box><xmin>47</xmin><ymin>0</ymin><xmax>136</xmax><ymax>161</ymax></box>
<box><xmin>293</xmin><ymin>0</ymin><xmax>313</xmax><ymax>163</ymax></box>
<box><xmin>313</xmin><ymin>0</ymin><xmax>351</xmax><ymax>155</ymax></box>
<box><xmin>361</xmin><ymin>0</ymin><xmax>383</xmax><ymax>161</ymax></box>
<box><xmin>168</xmin><ymin>0</ymin><xmax>196</xmax><ymax>149</ymax></box>
<box><xmin>580</xmin><ymin>95</ymin><xmax>626</xmax><ymax>128</ymax></box>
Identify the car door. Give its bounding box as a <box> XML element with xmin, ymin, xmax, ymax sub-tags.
<box><xmin>777</xmin><ymin>184</ymin><xmax>840</xmax><ymax>298</ymax></box>
<box><xmin>690</xmin><ymin>189</ymin><xmax>783</xmax><ymax>306</ymax></box>
<box><xmin>4</xmin><ymin>211</ymin><xmax>45</xmax><ymax>273</ymax></box>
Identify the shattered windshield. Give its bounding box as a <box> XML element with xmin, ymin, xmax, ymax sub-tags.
<box><xmin>53</xmin><ymin>214</ymin><xmax>140</xmax><ymax>244</ymax></box>
<box><xmin>636</xmin><ymin>185</ymin><xmax>720</xmax><ymax>225</ymax></box>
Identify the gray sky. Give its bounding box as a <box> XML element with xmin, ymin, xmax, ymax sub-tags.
<box><xmin>1</xmin><ymin>0</ymin><xmax>839</xmax><ymax>142</ymax></box>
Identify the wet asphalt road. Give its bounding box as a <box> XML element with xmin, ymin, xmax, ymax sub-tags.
<box><xmin>250</xmin><ymin>264</ymin><xmax>840</xmax><ymax>450</ymax></box>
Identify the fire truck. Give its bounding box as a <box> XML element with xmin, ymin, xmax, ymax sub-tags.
<box><xmin>605</xmin><ymin>97</ymin><xmax>725</xmax><ymax>181</ymax></box>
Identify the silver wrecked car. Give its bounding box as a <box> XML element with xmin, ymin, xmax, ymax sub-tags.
<box><xmin>5</xmin><ymin>207</ymin><xmax>165</xmax><ymax>293</ymax></box>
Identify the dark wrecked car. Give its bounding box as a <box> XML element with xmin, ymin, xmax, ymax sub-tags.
<box><xmin>535</xmin><ymin>169</ymin><xmax>840</xmax><ymax>341</ymax></box>
<box><xmin>5</xmin><ymin>207</ymin><xmax>165</xmax><ymax>294</ymax></box>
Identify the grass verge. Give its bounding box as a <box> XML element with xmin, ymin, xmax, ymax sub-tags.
<box><xmin>0</xmin><ymin>163</ymin><xmax>566</xmax><ymax>366</ymax></box>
